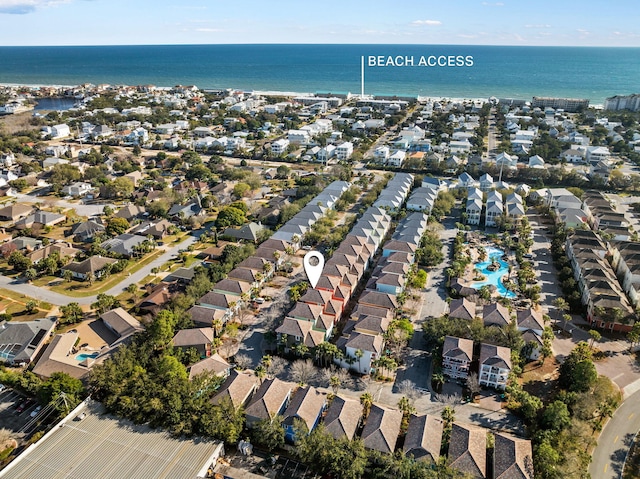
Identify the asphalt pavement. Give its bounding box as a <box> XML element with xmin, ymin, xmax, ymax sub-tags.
<box><xmin>590</xmin><ymin>388</ymin><xmax>640</xmax><ymax>479</ymax></box>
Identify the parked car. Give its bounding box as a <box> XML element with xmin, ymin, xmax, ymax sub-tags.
<box><xmin>0</xmin><ymin>383</ymin><xmax>6</xmax><ymax>393</ymax></box>
<box><xmin>30</xmin><ymin>405</ymin><xmax>42</xmax><ymax>418</ymax></box>
<box><xmin>16</xmin><ymin>399</ymin><xmax>33</xmax><ymax>413</ymax></box>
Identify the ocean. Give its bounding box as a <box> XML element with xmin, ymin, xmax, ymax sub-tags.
<box><xmin>0</xmin><ymin>44</ymin><xmax>638</xmax><ymax>104</ymax></box>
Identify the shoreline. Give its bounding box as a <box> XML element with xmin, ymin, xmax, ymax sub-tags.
<box><xmin>1</xmin><ymin>83</ymin><xmax>607</xmax><ymax>108</ymax></box>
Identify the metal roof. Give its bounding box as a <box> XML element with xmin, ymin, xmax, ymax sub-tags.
<box><xmin>0</xmin><ymin>400</ymin><xmax>223</xmax><ymax>479</ymax></box>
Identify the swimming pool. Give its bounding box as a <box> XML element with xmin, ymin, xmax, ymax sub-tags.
<box><xmin>75</xmin><ymin>352</ymin><xmax>99</xmax><ymax>361</ymax></box>
<box><xmin>471</xmin><ymin>246</ymin><xmax>517</xmax><ymax>298</ymax></box>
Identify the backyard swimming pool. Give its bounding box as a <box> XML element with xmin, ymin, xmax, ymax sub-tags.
<box><xmin>75</xmin><ymin>352</ymin><xmax>99</xmax><ymax>362</ymax></box>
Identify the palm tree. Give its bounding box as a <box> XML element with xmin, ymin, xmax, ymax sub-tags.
<box><xmin>398</xmin><ymin>396</ymin><xmax>416</xmax><ymax>417</ymax></box>
<box><xmin>355</xmin><ymin>349</ymin><xmax>364</xmax><ymax>373</ymax></box>
<box><xmin>432</xmin><ymin>372</ymin><xmax>445</xmax><ymax>391</ymax></box>
<box><xmin>552</xmin><ymin>297</ymin><xmax>569</xmax><ymax>326</ymax></box>
<box><xmin>360</xmin><ymin>392</ymin><xmax>373</xmax><ymax>420</ymax></box>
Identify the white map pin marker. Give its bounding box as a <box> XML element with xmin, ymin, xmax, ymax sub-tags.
<box><xmin>303</xmin><ymin>251</ymin><xmax>324</xmax><ymax>288</ymax></box>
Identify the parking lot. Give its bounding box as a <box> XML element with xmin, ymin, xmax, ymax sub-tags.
<box><xmin>0</xmin><ymin>387</ymin><xmax>45</xmax><ymax>437</ymax></box>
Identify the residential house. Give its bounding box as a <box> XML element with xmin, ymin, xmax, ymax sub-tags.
<box><xmin>0</xmin><ymin>316</ymin><xmax>57</xmax><ymax>366</ymax></box>
<box><xmin>172</xmin><ymin>327</ymin><xmax>215</xmax><ymax>358</ymax></box>
<box><xmin>483</xmin><ymin>303</ymin><xmax>512</xmax><ymax>328</ymax></box>
<box><xmin>245</xmin><ymin>378</ymin><xmax>293</xmax><ymax>426</ymax></box>
<box><xmin>478</xmin><ymin>343</ymin><xmax>512</xmax><ymax>390</ymax></box>
<box><xmin>516</xmin><ymin>308</ymin><xmax>544</xmax><ymax>336</ymax></box>
<box><xmin>448</xmin><ymin>423</ymin><xmax>487</xmax><ymax>479</ymax></box>
<box><xmin>0</xmin><ymin>203</ymin><xmax>33</xmax><ymax>222</ymax></box>
<box><xmin>479</xmin><ymin>173</ymin><xmax>493</xmax><ymax>192</ymax></box>
<box><xmin>129</xmin><ymin>219</ymin><xmax>173</xmax><ymax>240</ymax></box>
<box><xmin>270</xmin><ymin>139</ymin><xmax>290</xmax><ymax>156</ymax></box>
<box><xmin>522</xmin><ymin>330</ymin><xmax>544</xmax><ymax>361</ymax></box>
<box><xmin>212</xmin><ymin>278</ymin><xmax>251</xmax><ymax>297</ymax></box>
<box><xmin>71</xmin><ymin>220</ymin><xmax>106</xmax><ymax>242</ymax></box>
<box><xmin>528</xmin><ymin>155</ymin><xmax>545</xmax><ymax>169</ymax></box>
<box><xmin>188</xmin><ymin>353</ymin><xmax>231</xmax><ymax>380</ymax></box>
<box><xmin>32</xmin><ymin>332</ymin><xmax>93</xmax><ymax>380</ymax></box>
<box><xmin>168</xmin><ymin>198</ymin><xmax>205</xmax><ymax>220</ymax></box>
<box><xmin>100</xmin><ymin>307</ymin><xmax>143</xmax><ymax>340</ymax></box>
<box><xmin>449</xmin><ymin>298</ymin><xmax>476</xmax><ymax>321</ymax></box>
<box><xmin>403</xmin><ymin>414</ymin><xmax>444</xmax><ymax>462</ymax></box>
<box><xmin>386</xmin><ymin>150</ymin><xmax>406</xmax><ymax>167</ymax></box>
<box><xmin>458</xmin><ymin>172</ymin><xmax>477</xmax><ymax>189</ymax></box>
<box><xmin>494</xmin><ymin>433</ymin><xmax>534</xmax><ymax>479</ymax></box>
<box><xmin>196</xmin><ymin>291</ymin><xmax>241</xmax><ymax>323</ymax></box>
<box><xmin>495</xmin><ymin>152</ymin><xmax>518</xmax><ymax>171</ymax></box>
<box><xmin>210</xmin><ymin>370</ymin><xmax>258</xmax><ymax>408</ymax></box>
<box><xmin>15</xmin><ymin>211</ymin><xmax>66</xmax><ymax>230</ymax></box>
<box><xmin>282</xmin><ymin>386</ymin><xmax>327</xmax><ymax>442</ymax></box>
<box><xmin>322</xmin><ymin>396</ymin><xmax>363</xmax><ymax>440</ymax></box>
<box><xmin>485</xmin><ymin>191</ymin><xmax>503</xmax><ymax>227</ymax></box>
<box><xmin>62</xmin><ymin>181</ymin><xmax>93</xmax><ymax>197</ymax></box>
<box><xmin>101</xmin><ymin>234</ymin><xmax>147</xmax><ymax>257</ymax></box>
<box><xmin>442</xmin><ymin>336</ymin><xmax>473</xmax><ymax>380</ymax></box>
<box><xmin>115</xmin><ymin>204</ymin><xmax>146</xmax><ymax>221</ymax></box>
<box><xmin>27</xmin><ymin>243</ymin><xmax>80</xmax><ymax>264</ymax></box>
<box><xmin>222</xmin><ymin>222</ymin><xmax>265</xmax><ymax>243</ymax></box>
<box><xmin>360</xmin><ymin>405</ymin><xmax>403</xmax><ymax>454</ymax></box>
<box><xmin>465</xmin><ymin>197</ymin><xmax>482</xmax><ymax>226</ymax></box>
<box><xmin>61</xmin><ymin>256</ymin><xmax>117</xmax><ymax>281</ymax></box>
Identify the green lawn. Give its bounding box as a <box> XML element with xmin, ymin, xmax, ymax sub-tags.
<box><xmin>0</xmin><ymin>288</ymin><xmax>52</xmax><ymax>310</ymax></box>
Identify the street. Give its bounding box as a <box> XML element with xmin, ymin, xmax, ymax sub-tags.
<box><xmin>0</xmin><ymin>231</ymin><xmax>198</xmax><ymax>306</ymax></box>
<box><xmin>590</xmin><ymin>388</ymin><xmax>640</xmax><ymax>479</ymax></box>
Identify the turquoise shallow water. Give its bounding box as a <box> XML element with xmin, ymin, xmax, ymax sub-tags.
<box><xmin>472</xmin><ymin>246</ymin><xmax>517</xmax><ymax>299</ymax></box>
<box><xmin>75</xmin><ymin>352</ymin><xmax>99</xmax><ymax>361</ymax></box>
<box><xmin>0</xmin><ymin>44</ymin><xmax>638</xmax><ymax>103</ymax></box>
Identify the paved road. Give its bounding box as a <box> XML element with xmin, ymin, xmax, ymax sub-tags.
<box><xmin>0</xmin><ymin>233</ymin><xmax>197</xmax><ymax>306</ymax></box>
<box><xmin>421</xmin><ymin>214</ymin><xmax>459</xmax><ymax>319</ymax></box>
<box><xmin>14</xmin><ymin>193</ymin><xmax>117</xmax><ymax>218</ymax></box>
<box><xmin>590</xmin><ymin>388</ymin><xmax>640</xmax><ymax>479</ymax></box>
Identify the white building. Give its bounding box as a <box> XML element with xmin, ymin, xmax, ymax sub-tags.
<box><xmin>271</xmin><ymin>139</ymin><xmax>290</xmax><ymax>156</ymax></box>
<box><xmin>478</xmin><ymin>343</ymin><xmax>511</xmax><ymax>390</ymax></box>
<box><xmin>288</xmin><ymin>129</ymin><xmax>312</xmax><ymax>145</ymax></box>
<box><xmin>51</xmin><ymin>124</ymin><xmax>71</xmax><ymax>139</ymax></box>
<box><xmin>335</xmin><ymin>142</ymin><xmax>354</xmax><ymax>160</ymax></box>
<box><xmin>317</xmin><ymin>144</ymin><xmax>336</xmax><ymax>163</ymax></box>
<box><xmin>373</xmin><ymin>146</ymin><xmax>390</xmax><ymax>162</ymax></box>
<box><xmin>386</xmin><ymin>150</ymin><xmax>405</xmax><ymax>167</ymax></box>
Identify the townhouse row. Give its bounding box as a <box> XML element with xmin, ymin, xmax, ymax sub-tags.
<box><xmin>465</xmin><ymin>187</ymin><xmax>524</xmax><ymax>227</ymax></box>
<box><xmin>565</xmin><ymin>229</ymin><xmax>635</xmax><ymax>331</ymax></box>
<box><xmin>336</xmin><ymin>210</ymin><xmax>429</xmax><ymax>375</ymax></box>
<box><xmin>206</xmin><ymin>369</ymin><xmax>532</xmax><ymax>479</ymax></box>
<box><xmin>274</xmin><ymin>174</ymin><xmax>414</xmax><ymax>356</ymax></box>
<box><xmin>186</xmin><ymin>181</ymin><xmax>351</xmax><ymax>331</ymax></box>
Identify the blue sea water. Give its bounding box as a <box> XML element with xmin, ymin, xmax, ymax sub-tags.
<box><xmin>0</xmin><ymin>44</ymin><xmax>638</xmax><ymax>104</ymax></box>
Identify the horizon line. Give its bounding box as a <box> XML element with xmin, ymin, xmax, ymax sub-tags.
<box><xmin>1</xmin><ymin>42</ymin><xmax>639</xmax><ymax>48</ymax></box>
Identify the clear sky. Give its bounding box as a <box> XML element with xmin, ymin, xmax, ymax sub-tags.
<box><xmin>0</xmin><ymin>0</ymin><xmax>638</xmax><ymax>47</ymax></box>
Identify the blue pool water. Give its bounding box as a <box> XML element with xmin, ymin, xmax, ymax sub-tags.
<box><xmin>471</xmin><ymin>246</ymin><xmax>516</xmax><ymax>299</ymax></box>
<box><xmin>75</xmin><ymin>352</ymin><xmax>99</xmax><ymax>361</ymax></box>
